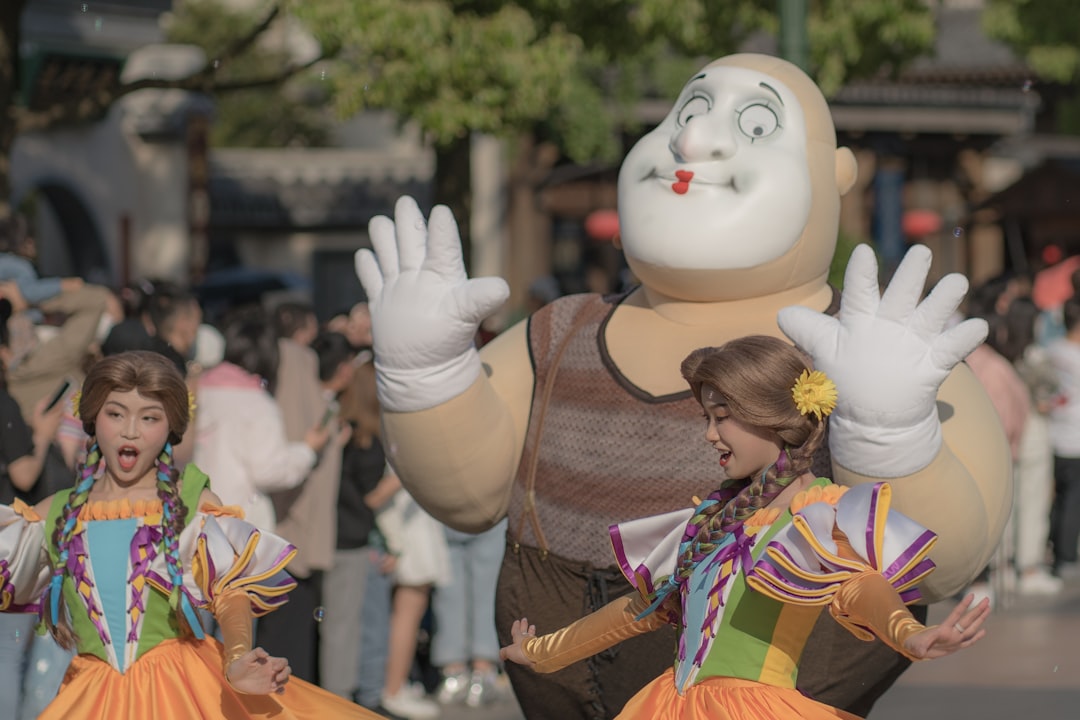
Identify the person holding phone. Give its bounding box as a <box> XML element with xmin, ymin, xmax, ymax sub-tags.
<box><xmin>0</xmin><ymin>301</ymin><xmax>66</xmax><ymax>505</ymax></box>
<box><xmin>0</xmin><ymin>298</ymin><xmax>67</xmax><ymax>719</ymax></box>
<box><xmin>192</xmin><ymin>307</ymin><xmax>331</xmax><ymax>533</ymax></box>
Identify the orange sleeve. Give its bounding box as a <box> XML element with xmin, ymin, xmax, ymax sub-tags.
<box><xmin>214</xmin><ymin>590</ymin><xmax>254</xmax><ymax>677</ymax></box>
<box><xmin>830</xmin><ymin>530</ymin><xmax>926</xmax><ymax>660</ymax></box>
<box><xmin>522</xmin><ymin>593</ymin><xmax>666</xmax><ymax>674</ymax></box>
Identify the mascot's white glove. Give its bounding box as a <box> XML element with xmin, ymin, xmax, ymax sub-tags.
<box><xmin>777</xmin><ymin>244</ymin><xmax>988</xmax><ymax>478</ymax></box>
<box><xmin>355</xmin><ymin>196</ymin><xmax>510</xmax><ymax>413</ymax></box>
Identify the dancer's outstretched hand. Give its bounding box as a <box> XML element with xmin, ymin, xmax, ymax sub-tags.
<box><xmin>903</xmin><ymin>593</ymin><xmax>991</xmax><ymax>660</ymax></box>
<box><xmin>499</xmin><ymin>617</ymin><xmax>537</xmax><ymax>668</ymax></box>
<box><xmin>227</xmin><ymin>647</ymin><xmax>291</xmax><ymax>695</ymax></box>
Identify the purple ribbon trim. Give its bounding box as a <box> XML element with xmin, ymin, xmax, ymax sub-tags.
<box><xmin>609</xmin><ymin>525</ymin><xmax>634</xmax><ymax>587</ymax></box>
<box><xmin>882</xmin><ymin>530</ymin><xmax>937</xmax><ymax>579</ymax></box>
<box><xmin>125</xmin><ymin>523</ymin><xmax>163</xmax><ymax>642</ymax></box>
<box><xmin>67</xmin><ymin>532</ymin><xmax>111</xmax><ymax>648</ymax></box>
<box><xmin>864</xmin><ymin>484</ymin><xmax>884</xmax><ymax>569</ymax></box>
<box><xmin>609</xmin><ymin>526</ymin><xmax>657</xmax><ymax>594</ymax></box>
<box><xmin>0</xmin><ymin>560</ymin><xmax>12</xmax><ymax>608</ymax></box>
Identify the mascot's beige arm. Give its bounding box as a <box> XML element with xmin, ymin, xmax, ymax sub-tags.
<box><xmin>381</xmin><ymin>321</ymin><xmax>532</xmax><ymax>533</ymax></box>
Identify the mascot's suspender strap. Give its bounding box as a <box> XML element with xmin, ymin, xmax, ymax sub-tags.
<box><xmin>513</xmin><ymin>300</ymin><xmax>599</xmax><ymax>555</ymax></box>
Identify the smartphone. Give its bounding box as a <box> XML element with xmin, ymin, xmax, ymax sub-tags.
<box><xmin>319</xmin><ymin>400</ymin><xmax>339</xmax><ymax>428</ymax></box>
<box><xmin>44</xmin><ymin>378</ymin><xmax>72</xmax><ymax>412</ymax></box>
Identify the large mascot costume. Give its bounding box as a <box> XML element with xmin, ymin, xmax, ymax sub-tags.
<box><xmin>356</xmin><ymin>54</ymin><xmax>1009</xmax><ymax>719</ymax></box>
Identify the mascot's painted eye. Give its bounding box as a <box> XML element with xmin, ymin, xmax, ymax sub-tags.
<box><xmin>736</xmin><ymin>103</ymin><xmax>779</xmax><ymax>140</ymax></box>
<box><xmin>677</xmin><ymin>95</ymin><xmax>711</xmax><ymax>126</ymax></box>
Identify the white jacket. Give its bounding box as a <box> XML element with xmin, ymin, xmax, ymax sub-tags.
<box><xmin>193</xmin><ymin>362</ymin><xmax>316</xmax><ymax>531</ymax></box>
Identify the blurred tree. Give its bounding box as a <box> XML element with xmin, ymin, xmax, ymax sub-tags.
<box><xmin>165</xmin><ymin>0</ymin><xmax>334</xmax><ymax>147</ymax></box>
<box><xmin>0</xmin><ymin>0</ymin><xmax>332</xmax><ymax>218</ymax></box>
<box><xmin>0</xmin><ymin>0</ymin><xmax>935</xmax><ymax>239</ymax></box>
<box><xmin>983</xmin><ymin>0</ymin><xmax>1080</xmax><ymax>134</ymax></box>
<box><xmin>984</xmin><ymin>0</ymin><xmax>1079</xmax><ymax>84</ymax></box>
<box><xmin>291</xmin><ymin>0</ymin><xmax>934</xmax><ymax>250</ymax></box>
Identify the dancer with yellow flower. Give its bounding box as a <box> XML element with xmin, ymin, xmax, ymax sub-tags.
<box><xmin>0</xmin><ymin>350</ymin><xmax>385</xmax><ymax>719</ymax></box>
<box><xmin>499</xmin><ymin>336</ymin><xmax>989</xmax><ymax>719</ymax></box>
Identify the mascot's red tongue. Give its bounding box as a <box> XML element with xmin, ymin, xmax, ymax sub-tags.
<box><xmin>673</xmin><ymin>170</ymin><xmax>694</xmax><ymax>195</ymax></box>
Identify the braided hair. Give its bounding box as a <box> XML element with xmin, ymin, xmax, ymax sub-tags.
<box><xmin>653</xmin><ymin>336</ymin><xmax>827</xmax><ymax>606</ymax></box>
<box><xmin>45</xmin><ymin>351</ymin><xmax>193</xmax><ymax>647</ymax></box>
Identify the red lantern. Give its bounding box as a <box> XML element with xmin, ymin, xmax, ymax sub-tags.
<box><xmin>585</xmin><ymin>209</ymin><xmax>620</xmax><ymax>242</ymax></box>
<box><xmin>901</xmin><ymin>209</ymin><xmax>943</xmax><ymax>237</ymax></box>
<box><xmin>1043</xmin><ymin>244</ymin><xmax>1064</xmax><ymax>266</ymax></box>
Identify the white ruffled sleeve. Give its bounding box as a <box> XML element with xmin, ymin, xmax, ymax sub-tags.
<box><xmin>170</xmin><ymin>504</ymin><xmax>297</xmax><ymax>616</ymax></box>
<box><xmin>747</xmin><ymin>482</ymin><xmax>938</xmax><ymax>613</ymax></box>
<box><xmin>0</xmin><ymin>502</ymin><xmax>50</xmax><ymax>612</ymax></box>
<box><xmin>609</xmin><ymin>507</ymin><xmax>695</xmax><ymax>597</ymax></box>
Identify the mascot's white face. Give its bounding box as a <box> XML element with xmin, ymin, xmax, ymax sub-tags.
<box><xmin>618</xmin><ymin>65</ymin><xmax>812</xmax><ymax>271</ymax></box>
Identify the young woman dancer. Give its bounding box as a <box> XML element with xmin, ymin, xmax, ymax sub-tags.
<box><xmin>0</xmin><ymin>350</ymin><xmax>384</xmax><ymax>719</ymax></box>
<box><xmin>501</xmin><ymin>335</ymin><xmax>990</xmax><ymax>718</ymax></box>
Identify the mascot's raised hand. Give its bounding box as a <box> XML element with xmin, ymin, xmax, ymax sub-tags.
<box><xmin>778</xmin><ymin>244</ymin><xmax>988</xmax><ymax>477</ymax></box>
<box><xmin>356</xmin><ymin>196</ymin><xmax>510</xmax><ymax>412</ymax></box>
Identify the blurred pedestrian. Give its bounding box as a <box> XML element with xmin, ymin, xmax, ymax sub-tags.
<box><xmin>193</xmin><ymin>307</ymin><xmax>329</xmax><ymax>531</ymax></box>
<box><xmin>0</xmin><ymin>295</ymin><xmax>70</xmax><ymax>719</ymax></box>
<box><xmin>320</xmin><ymin>348</ymin><xmax>396</xmax><ymax>703</ymax></box>
<box><xmin>432</xmin><ymin>518</ymin><xmax>508</xmax><ymax>709</ymax></box>
<box><xmin>1048</xmin><ymin>297</ymin><xmax>1080</xmax><ymax>577</ymax></box>
<box><xmin>262</xmin><ymin>319</ymin><xmax>350</xmax><ymax>684</ymax></box>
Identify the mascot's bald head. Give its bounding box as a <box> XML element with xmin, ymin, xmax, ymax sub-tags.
<box><xmin>617</xmin><ymin>53</ymin><xmax>857</xmax><ymax>301</ymax></box>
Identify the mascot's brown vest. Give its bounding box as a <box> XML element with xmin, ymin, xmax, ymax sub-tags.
<box><xmin>507</xmin><ymin>291</ymin><xmax>835</xmax><ymax>568</ymax></box>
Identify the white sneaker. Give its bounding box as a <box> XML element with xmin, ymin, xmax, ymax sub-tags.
<box><xmin>380</xmin><ymin>689</ymin><xmax>441</xmax><ymax>719</ymax></box>
<box><xmin>464</xmin><ymin>669</ymin><xmax>502</xmax><ymax>708</ymax></box>
<box><xmin>1018</xmin><ymin>569</ymin><xmax>1064</xmax><ymax>596</ymax></box>
<box><xmin>435</xmin><ymin>671</ymin><xmax>470</xmax><ymax>704</ymax></box>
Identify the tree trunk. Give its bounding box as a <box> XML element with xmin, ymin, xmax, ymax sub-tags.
<box><xmin>505</xmin><ymin>131</ymin><xmax>558</xmax><ymax>318</ymax></box>
<box><xmin>434</xmin><ymin>137</ymin><xmax>473</xmax><ymax>272</ymax></box>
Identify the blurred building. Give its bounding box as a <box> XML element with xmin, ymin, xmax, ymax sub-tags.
<box><xmin>13</xmin><ymin>0</ymin><xmax>190</xmax><ymax>285</ymax></box>
<box><xmin>11</xmin><ymin>0</ymin><xmax>1079</xmax><ymax>323</ymax></box>
<box><xmin>11</xmin><ymin>0</ymin><xmax>434</xmax><ymax>321</ymax></box>
<box><xmin>529</xmin><ymin>0</ymin><xmax>1062</xmax><ymax>304</ymax></box>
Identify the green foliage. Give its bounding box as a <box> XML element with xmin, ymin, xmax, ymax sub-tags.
<box><xmin>294</xmin><ymin>2</ymin><xmax>589</xmax><ymax>149</ymax></box>
<box><xmin>829</xmin><ymin>229</ymin><xmax>871</xmax><ymax>290</ymax></box>
<box><xmin>291</xmin><ymin>0</ymin><xmax>935</xmax><ymax>162</ymax></box>
<box><xmin>166</xmin><ymin>0</ymin><xmax>331</xmax><ymax>147</ymax></box>
<box><xmin>984</xmin><ymin>0</ymin><xmax>1080</xmax><ymax>83</ymax></box>
<box><xmin>809</xmin><ymin>0</ymin><xmax>935</xmax><ymax>97</ymax></box>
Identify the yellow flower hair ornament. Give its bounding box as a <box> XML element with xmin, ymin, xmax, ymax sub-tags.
<box><xmin>791</xmin><ymin>369</ymin><xmax>837</xmax><ymax>420</ymax></box>
<box><xmin>71</xmin><ymin>390</ymin><xmax>197</xmax><ymax>422</ymax></box>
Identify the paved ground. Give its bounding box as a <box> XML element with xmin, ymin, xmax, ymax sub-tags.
<box><xmin>871</xmin><ymin>579</ymin><xmax>1080</xmax><ymax>720</ymax></box>
<box><xmin>435</xmin><ymin>578</ymin><xmax>1080</xmax><ymax>720</ymax></box>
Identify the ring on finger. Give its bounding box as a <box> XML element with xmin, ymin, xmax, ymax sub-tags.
<box><xmin>954</xmin><ymin>623</ymin><xmax>965</xmax><ymax>633</ymax></box>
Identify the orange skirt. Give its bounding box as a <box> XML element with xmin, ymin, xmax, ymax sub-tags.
<box><xmin>617</xmin><ymin>669</ymin><xmax>859</xmax><ymax>720</ymax></box>
<box><xmin>40</xmin><ymin>637</ymin><xmax>385</xmax><ymax>720</ymax></box>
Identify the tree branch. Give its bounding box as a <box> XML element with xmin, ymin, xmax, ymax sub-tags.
<box><xmin>213</xmin><ymin>2</ymin><xmax>283</xmax><ymax>68</ymax></box>
<box><xmin>123</xmin><ymin>51</ymin><xmax>327</xmax><ymax>95</ymax></box>
<box><xmin>13</xmin><ymin>50</ymin><xmax>328</xmax><ymax>134</ymax></box>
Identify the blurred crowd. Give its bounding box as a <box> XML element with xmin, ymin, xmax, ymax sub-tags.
<box><xmin>0</xmin><ymin>215</ymin><xmax>509</xmax><ymax>720</ymax></box>
<box><xmin>12</xmin><ymin>191</ymin><xmax>1080</xmax><ymax>719</ymax></box>
<box><xmin>962</xmin><ymin>252</ymin><xmax>1080</xmax><ymax>604</ymax></box>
